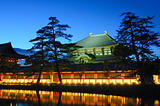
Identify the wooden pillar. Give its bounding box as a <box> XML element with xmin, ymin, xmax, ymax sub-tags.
<box><xmin>108</xmin><ymin>74</ymin><xmax>110</xmax><ymax>84</ymax></box>
<box><xmin>77</xmin><ymin>50</ymin><xmax>80</xmax><ymax>56</ymax></box>
<box><xmin>93</xmin><ymin>48</ymin><xmax>96</xmax><ymax>55</ymax></box>
<box><xmin>71</xmin><ymin>73</ymin><xmax>74</xmax><ymax>84</ymax></box>
<box><xmin>50</xmin><ymin>72</ymin><xmax>53</xmax><ymax>83</ymax></box>
<box><xmin>41</xmin><ymin>73</ymin><xmax>43</xmax><ymax>83</ymax></box>
<box><xmin>32</xmin><ymin>75</ymin><xmax>34</xmax><ymax>83</ymax></box>
<box><xmin>85</xmin><ymin>49</ymin><xmax>87</xmax><ymax>54</ymax></box>
<box><xmin>8</xmin><ymin>75</ymin><xmax>11</xmax><ymax>80</ymax></box>
<box><xmin>102</xmin><ymin>48</ymin><xmax>104</xmax><ymax>55</ymax></box>
<box><xmin>122</xmin><ymin>74</ymin><xmax>124</xmax><ymax>84</ymax></box>
<box><xmin>158</xmin><ymin>75</ymin><xmax>160</xmax><ymax>83</ymax></box>
<box><xmin>82</xmin><ymin>73</ymin><xmax>85</xmax><ymax>84</ymax></box>
<box><xmin>24</xmin><ymin>75</ymin><xmax>26</xmax><ymax>83</ymax></box>
<box><xmin>94</xmin><ymin>73</ymin><xmax>97</xmax><ymax>84</ymax></box>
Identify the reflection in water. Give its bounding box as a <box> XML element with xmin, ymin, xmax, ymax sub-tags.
<box><xmin>0</xmin><ymin>89</ymin><xmax>159</xmax><ymax>106</ymax></box>
<box><xmin>36</xmin><ymin>90</ymin><xmax>41</xmax><ymax>106</ymax></box>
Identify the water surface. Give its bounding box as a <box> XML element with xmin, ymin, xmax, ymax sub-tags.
<box><xmin>0</xmin><ymin>89</ymin><xmax>159</xmax><ymax>106</ymax></box>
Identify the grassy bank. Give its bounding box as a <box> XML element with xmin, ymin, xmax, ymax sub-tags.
<box><xmin>0</xmin><ymin>84</ymin><xmax>160</xmax><ymax>99</ymax></box>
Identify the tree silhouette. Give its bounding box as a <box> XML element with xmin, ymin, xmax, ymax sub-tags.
<box><xmin>116</xmin><ymin>12</ymin><xmax>160</xmax><ymax>84</ymax></box>
<box><xmin>43</xmin><ymin>17</ymin><xmax>73</xmax><ymax>83</ymax></box>
<box><xmin>26</xmin><ymin>26</ymin><xmax>51</xmax><ymax>84</ymax></box>
<box><xmin>26</xmin><ymin>17</ymin><xmax>73</xmax><ymax>84</ymax></box>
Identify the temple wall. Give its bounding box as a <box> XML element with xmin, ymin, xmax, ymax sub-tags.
<box><xmin>0</xmin><ymin>71</ymin><xmax>159</xmax><ymax>85</ymax></box>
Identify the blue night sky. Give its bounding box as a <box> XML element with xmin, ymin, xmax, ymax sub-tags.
<box><xmin>0</xmin><ymin>0</ymin><xmax>160</xmax><ymax>57</ymax></box>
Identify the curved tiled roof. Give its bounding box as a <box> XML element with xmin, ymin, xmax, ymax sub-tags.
<box><xmin>0</xmin><ymin>42</ymin><xmax>25</xmax><ymax>58</ymax></box>
<box><xmin>76</xmin><ymin>34</ymin><xmax>117</xmax><ymax>48</ymax></box>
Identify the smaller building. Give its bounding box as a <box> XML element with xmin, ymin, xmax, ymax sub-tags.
<box><xmin>0</xmin><ymin>42</ymin><xmax>24</xmax><ymax>62</ymax></box>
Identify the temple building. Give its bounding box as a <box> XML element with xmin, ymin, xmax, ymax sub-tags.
<box><xmin>69</xmin><ymin>31</ymin><xmax>118</xmax><ymax>63</ymax></box>
<box><xmin>0</xmin><ymin>42</ymin><xmax>24</xmax><ymax>62</ymax></box>
<box><xmin>0</xmin><ymin>33</ymin><xmax>159</xmax><ymax>85</ymax></box>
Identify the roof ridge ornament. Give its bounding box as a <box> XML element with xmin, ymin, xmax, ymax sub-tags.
<box><xmin>89</xmin><ymin>33</ymin><xmax>92</xmax><ymax>36</ymax></box>
<box><xmin>104</xmin><ymin>30</ymin><xmax>108</xmax><ymax>35</ymax></box>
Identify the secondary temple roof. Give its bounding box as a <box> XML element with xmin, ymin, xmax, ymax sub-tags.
<box><xmin>0</xmin><ymin>42</ymin><xmax>25</xmax><ymax>58</ymax></box>
<box><xmin>76</xmin><ymin>33</ymin><xmax>117</xmax><ymax>48</ymax></box>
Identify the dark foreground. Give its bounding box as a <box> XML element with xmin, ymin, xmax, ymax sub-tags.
<box><xmin>0</xmin><ymin>84</ymin><xmax>160</xmax><ymax>99</ymax></box>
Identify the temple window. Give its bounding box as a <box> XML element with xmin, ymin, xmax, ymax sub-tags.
<box><xmin>3</xmin><ymin>75</ymin><xmax>9</xmax><ymax>79</ymax></box>
<box><xmin>85</xmin><ymin>74</ymin><xmax>94</xmax><ymax>78</ymax></box>
<box><xmin>124</xmin><ymin>74</ymin><xmax>136</xmax><ymax>78</ymax></box>
<box><xmin>87</xmin><ymin>49</ymin><xmax>94</xmax><ymax>54</ymax></box>
<box><xmin>53</xmin><ymin>74</ymin><xmax>58</xmax><ymax>78</ymax></box>
<box><xmin>74</xmin><ymin>74</ymin><xmax>82</xmax><ymax>78</ymax></box>
<box><xmin>62</xmin><ymin>75</ymin><xmax>71</xmax><ymax>78</ymax></box>
<box><xmin>26</xmin><ymin>76</ymin><xmax>32</xmax><ymax>79</ymax></box>
<box><xmin>104</xmin><ymin>48</ymin><xmax>111</xmax><ymax>55</ymax></box>
<box><xmin>95</xmin><ymin>48</ymin><xmax>103</xmax><ymax>55</ymax></box>
<box><xmin>110</xmin><ymin>74</ymin><xmax>122</xmax><ymax>78</ymax></box>
<box><xmin>43</xmin><ymin>75</ymin><xmax>50</xmax><ymax>79</ymax></box>
<box><xmin>34</xmin><ymin>75</ymin><xmax>39</xmax><ymax>79</ymax></box>
<box><xmin>18</xmin><ymin>75</ymin><xmax>24</xmax><ymax>79</ymax></box>
<box><xmin>97</xmin><ymin>74</ymin><xmax>108</xmax><ymax>78</ymax></box>
<box><xmin>11</xmin><ymin>76</ymin><xmax>16</xmax><ymax>79</ymax></box>
<box><xmin>79</xmin><ymin>49</ymin><xmax>85</xmax><ymax>55</ymax></box>
<box><xmin>3</xmin><ymin>92</ymin><xmax>8</xmax><ymax>95</ymax></box>
<box><xmin>72</xmin><ymin>51</ymin><xmax>78</xmax><ymax>56</ymax></box>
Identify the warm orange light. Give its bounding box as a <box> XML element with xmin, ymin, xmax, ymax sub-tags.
<box><xmin>0</xmin><ymin>89</ymin><xmax>141</xmax><ymax>105</ymax></box>
<box><xmin>2</xmin><ymin>71</ymin><xmax>159</xmax><ymax>85</ymax></box>
<box><xmin>154</xmin><ymin>100</ymin><xmax>159</xmax><ymax>105</ymax></box>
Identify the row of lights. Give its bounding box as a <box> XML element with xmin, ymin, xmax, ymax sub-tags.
<box><xmin>62</xmin><ymin>79</ymin><xmax>139</xmax><ymax>85</ymax></box>
<box><xmin>2</xmin><ymin>79</ymin><xmax>51</xmax><ymax>84</ymax></box>
<box><xmin>2</xmin><ymin>75</ymin><xmax>159</xmax><ymax>85</ymax></box>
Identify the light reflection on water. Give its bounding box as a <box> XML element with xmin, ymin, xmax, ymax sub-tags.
<box><xmin>0</xmin><ymin>89</ymin><xmax>159</xmax><ymax>106</ymax></box>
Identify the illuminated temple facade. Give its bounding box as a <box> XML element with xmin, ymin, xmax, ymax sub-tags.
<box><xmin>0</xmin><ymin>33</ymin><xmax>160</xmax><ymax>85</ymax></box>
<box><xmin>69</xmin><ymin>31</ymin><xmax>118</xmax><ymax>63</ymax></box>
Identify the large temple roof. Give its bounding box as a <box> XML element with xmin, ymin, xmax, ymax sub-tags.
<box><xmin>76</xmin><ymin>33</ymin><xmax>117</xmax><ymax>48</ymax></box>
<box><xmin>0</xmin><ymin>42</ymin><xmax>25</xmax><ymax>58</ymax></box>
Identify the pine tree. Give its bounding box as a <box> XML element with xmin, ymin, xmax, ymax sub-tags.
<box><xmin>116</xmin><ymin>12</ymin><xmax>160</xmax><ymax>84</ymax></box>
<box><xmin>43</xmin><ymin>17</ymin><xmax>73</xmax><ymax>84</ymax></box>
<box><xmin>26</xmin><ymin>27</ymin><xmax>50</xmax><ymax>84</ymax></box>
<box><xmin>26</xmin><ymin>17</ymin><xmax>73</xmax><ymax>84</ymax></box>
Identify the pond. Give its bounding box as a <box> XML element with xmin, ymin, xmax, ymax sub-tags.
<box><xmin>0</xmin><ymin>89</ymin><xmax>159</xmax><ymax>106</ymax></box>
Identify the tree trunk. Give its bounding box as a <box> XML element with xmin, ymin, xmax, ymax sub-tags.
<box><xmin>36</xmin><ymin>90</ymin><xmax>41</xmax><ymax>106</ymax></box>
<box><xmin>57</xmin><ymin>91</ymin><xmax>62</xmax><ymax>106</ymax></box>
<box><xmin>139</xmin><ymin>74</ymin><xmax>154</xmax><ymax>85</ymax></box>
<box><xmin>138</xmin><ymin>64</ymin><xmax>155</xmax><ymax>85</ymax></box>
<box><xmin>37</xmin><ymin>71</ymin><xmax>42</xmax><ymax>84</ymax></box>
<box><xmin>57</xmin><ymin>65</ymin><xmax>62</xmax><ymax>83</ymax></box>
<box><xmin>54</xmin><ymin>43</ymin><xmax>62</xmax><ymax>84</ymax></box>
<box><xmin>52</xmin><ymin>22</ymin><xmax>62</xmax><ymax>84</ymax></box>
